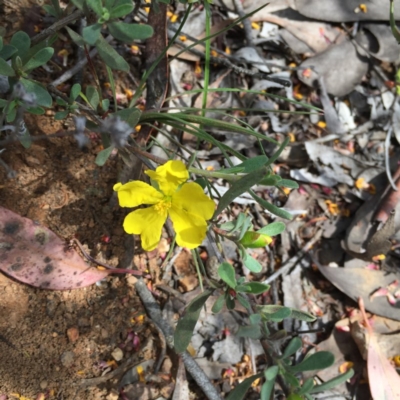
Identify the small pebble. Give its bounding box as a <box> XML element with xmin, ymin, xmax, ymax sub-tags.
<box><xmin>40</xmin><ymin>380</ymin><xmax>48</xmax><ymax>390</ymax></box>
<box><xmin>106</xmin><ymin>389</ymin><xmax>119</xmax><ymax>400</ymax></box>
<box><xmin>67</xmin><ymin>327</ymin><xmax>79</xmax><ymax>343</ymax></box>
<box><xmin>60</xmin><ymin>351</ymin><xmax>75</xmax><ymax>367</ymax></box>
<box><xmin>111</xmin><ymin>347</ymin><xmax>123</xmax><ymax>362</ymax></box>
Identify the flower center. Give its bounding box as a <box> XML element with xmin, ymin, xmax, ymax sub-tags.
<box><xmin>154</xmin><ymin>199</ymin><xmax>172</xmax><ymax>215</ymax></box>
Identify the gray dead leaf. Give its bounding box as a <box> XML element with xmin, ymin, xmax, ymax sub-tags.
<box><xmin>290</xmin><ymin>167</ymin><xmax>338</xmax><ymax>187</ymax></box>
<box><xmin>253</xmin><ymin>100</ymin><xmax>290</xmax><ymax>133</ymax></box>
<box><xmin>336</xmin><ymin>101</ymin><xmax>356</xmax><ymax>131</ymax></box>
<box><xmin>194</xmin><ymin>358</ymin><xmax>232</xmax><ymax>380</ymax></box>
<box><xmin>212</xmin><ymin>334</ymin><xmax>243</xmax><ymax>364</ymax></box>
<box><xmin>392</xmin><ymin>99</ymin><xmax>400</xmax><ymax>145</ymax></box>
<box><xmin>234</xmin><ymin>47</ymin><xmax>270</xmax><ymax>73</ymax></box>
<box><xmin>172</xmin><ymin>359</ymin><xmax>189</xmax><ymax>400</ymax></box>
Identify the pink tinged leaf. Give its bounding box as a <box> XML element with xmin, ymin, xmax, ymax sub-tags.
<box><xmin>0</xmin><ymin>206</ymin><xmax>110</xmax><ymax>290</ymax></box>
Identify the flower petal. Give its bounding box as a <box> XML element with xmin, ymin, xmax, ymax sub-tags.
<box><xmin>169</xmin><ymin>207</ymin><xmax>208</xmax><ymax>249</ymax></box>
<box><xmin>172</xmin><ymin>182</ymin><xmax>215</xmax><ymax>220</ymax></box>
<box><xmin>123</xmin><ymin>207</ymin><xmax>167</xmax><ymax>251</ymax></box>
<box><xmin>145</xmin><ymin>160</ymin><xmax>189</xmax><ymax>195</ymax></box>
<box><xmin>114</xmin><ymin>181</ymin><xmax>164</xmax><ymax>208</ymax></box>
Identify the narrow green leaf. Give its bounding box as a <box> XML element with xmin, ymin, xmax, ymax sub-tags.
<box><xmin>238</xmin><ymin>282</ymin><xmax>270</xmax><ymax>295</ymax></box>
<box><xmin>66</xmin><ymin>27</ymin><xmax>85</xmax><ymax>47</ymax></box>
<box><xmin>0</xmin><ymin>58</ymin><xmax>15</xmax><ymax>76</ymax></box>
<box><xmin>223</xmin><ymin>156</ymin><xmax>269</xmax><ymax>174</ymax></box>
<box><xmin>83</xmin><ymin>24</ymin><xmax>102</xmax><ymax>45</ymax></box>
<box><xmin>6</xmin><ymin>107</ymin><xmax>17</xmax><ymax>122</ymax></box>
<box><xmin>290</xmin><ymin>308</ymin><xmax>316</xmax><ymax>322</ymax></box>
<box><xmin>85</xmin><ymin>85</ymin><xmax>100</xmax><ymax>109</ymax></box>
<box><xmin>250</xmin><ymin>190</ymin><xmax>293</xmax><ymax>220</ymax></box>
<box><xmin>95</xmin><ymin>146</ymin><xmax>114</xmax><ymax>166</ymax></box>
<box><xmin>264</xmin><ymin>137</ymin><xmax>290</xmax><ymax>168</ymax></box>
<box><xmin>226</xmin><ymin>373</ymin><xmax>263</xmax><ymax>400</ymax></box>
<box><xmin>390</xmin><ymin>0</ymin><xmax>400</xmax><ymax>43</ymax></box>
<box><xmin>242</xmin><ymin>252</ymin><xmax>262</xmax><ymax>273</ymax></box>
<box><xmin>0</xmin><ymin>37</ymin><xmax>3</xmax><ymax>51</ymax></box>
<box><xmin>26</xmin><ymin>106</ymin><xmax>45</xmax><ymax>115</ymax></box>
<box><xmin>174</xmin><ymin>289</ymin><xmax>212</xmax><ymax>353</ymax></box>
<box><xmin>289</xmin><ymin>351</ymin><xmax>334</xmax><ymax>373</ymax></box>
<box><xmin>215</xmin><ymin>169</ymin><xmax>266</xmax><ymax>217</ymax></box>
<box><xmin>70</xmin><ymin>0</ymin><xmax>84</xmax><ymax>10</ymax></box>
<box><xmin>257</xmin><ymin>222</ymin><xmax>285</xmax><ymax>237</ymax></box>
<box><xmin>265</xmin><ymin>365</ymin><xmax>279</xmax><ymax>381</ymax></box>
<box><xmin>70</xmin><ymin>83</ymin><xmax>81</xmax><ymax>101</ymax></box>
<box><xmin>297</xmin><ymin>378</ymin><xmax>315</xmax><ymax>395</ymax></box>
<box><xmin>108</xmin><ymin>21</ymin><xmax>153</xmax><ymax>43</ymax></box>
<box><xmin>309</xmin><ymin>369</ymin><xmax>354</xmax><ymax>394</ymax></box>
<box><xmin>217</xmin><ymin>262</ymin><xmax>236</xmax><ymax>289</ymax></box>
<box><xmin>258</xmin><ymin>305</ymin><xmax>292</xmax><ymax>322</ymax></box>
<box><xmin>20</xmin><ymin>78</ymin><xmax>52</xmax><ymax>107</ymax></box>
<box><xmin>110</xmin><ymin>3</ymin><xmax>134</xmax><ymax>18</ymax></box>
<box><xmin>261</xmin><ymin>379</ymin><xmax>275</xmax><ymax>400</ymax></box>
<box><xmin>276</xmin><ymin>179</ymin><xmax>299</xmax><ymax>189</ymax></box>
<box><xmin>10</xmin><ymin>31</ymin><xmax>30</xmax><ymax>57</ymax></box>
<box><xmin>225</xmin><ymin>296</ymin><xmax>235</xmax><ymax>310</ymax></box>
<box><xmin>211</xmin><ymin>294</ymin><xmax>225</xmax><ymax>314</ymax></box>
<box><xmin>86</xmin><ymin>0</ymin><xmax>103</xmax><ymax>15</ymax></box>
<box><xmin>95</xmin><ymin>35</ymin><xmax>129</xmax><ymax>71</ymax></box>
<box><xmin>237</xmin><ymin>293</ymin><xmax>251</xmax><ymax>309</ymax></box>
<box><xmin>282</xmin><ymin>337</ymin><xmax>302</xmax><ymax>359</ymax></box>
<box><xmin>22</xmin><ymin>47</ymin><xmax>54</xmax><ymax>71</ymax></box>
<box><xmin>236</xmin><ymin>325</ymin><xmax>262</xmax><ymax>339</ymax></box>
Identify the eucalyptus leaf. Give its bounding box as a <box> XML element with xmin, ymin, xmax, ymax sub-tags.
<box><xmin>281</xmin><ymin>337</ymin><xmax>302</xmax><ymax>359</ymax></box>
<box><xmin>309</xmin><ymin>369</ymin><xmax>354</xmax><ymax>393</ymax></box>
<box><xmin>83</xmin><ymin>24</ymin><xmax>102</xmax><ymax>45</ymax></box>
<box><xmin>289</xmin><ymin>351</ymin><xmax>334</xmax><ymax>373</ymax></box>
<box><xmin>257</xmin><ymin>222</ymin><xmax>285</xmax><ymax>237</ymax></box>
<box><xmin>174</xmin><ymin>289</ymin><xmax>212</xmax><ymax>353</ymax></box>
<box><xmin>250</xmin><ymin>190</ymin><xmax>293</xmax><ymax>220</ymax></box>
<box><xmin>110</xmin><ymin>3</ymin><xmax>134</xmax><ymax>18</ymax></box>
<box><xmin>108</xmin><ymin>21</ymin><xmax>153</xmax><ymax>43</ymax></box>
<box><xmin>0</xmin><ymin>58</ymin><xmax>15</xmax><ymax>76</ymax></box>
<box><xmin>95</xmin><ymin>146</ymin><xmax>114</xmax><ymax>166</ymax></box>
<box><xmin>226</xmin><ymin>373</ymin><xmax>263</xmax><ymax>400</ymax></box>
<box><xmin>95</xmin><ymin>35</ymin><xmax>129</xmax><ymax>71</ymax></box>
<box><xmin>217</xmin><ymin>262</ymin><xmax>236</xmax><ymax>289</ymax></box>
<box><xmin>20</xmin><ymin>78</ymin><xmax>52</xmax><ymax>108</ymax></box>
<box><xmin>22</xmin><ymin>47</ymin><xmax>54</xmax><ymax>71</ymax></box>
<box><xmin>236</xmin><ymin>324</ymin><xmax>262</xmax><ymax>339</ymax></box>
<box><xmin>215</xmin><ymin>169</ymin><xmax>266</xmax><ymax>217</ymax></box>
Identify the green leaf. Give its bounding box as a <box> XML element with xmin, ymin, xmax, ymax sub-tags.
<box><xmin>265</xmin><ymin>137</ymin><xmax>290</xmax><ymax>168</ymax></box>
<box><xmin>223</xmin><ymin>155</ymin><xmax>269</xmax><ymax>174</ymax></box>
<box><xmin>95</xmin><ymin>146</ymin><xmax>115</xmax><ymax>166</ymax></box>
<box><xmin>282</xmin><ymin>337</ymin><xmax>302</xmax><ymax>359</ymax></box>
<box><xmin>239</xmin><ymin>231</ymin><xmax>272</xmax><ymax>248</ymax></box>
<box><xmin>226</xmin><ymin>373</ymin><xmax>263</xmax><ymax>400</ymax></box>
<box><xmin>70</xmin><ymin>83</ymin><xmax>81</xmax><ymax>101</ymax></box>
<box><xmin>86</xmin><ymin>85</ymin><xmax>100</xmax><ymax>109</ymax></box>
<box><xmin>226</xmin><ymin>296</ymin><xmax>235</xmax><ymax>310</ymax></box>
<box><xmin>283</xmin><ymin>372</ymin><xmax>300</xmax><ymax>388</ymax></box>
<box><xmin>390</xmin><ymin>0</ymin><xmax>400</xmax><ymax>43</ymax></box>
<box><xmin>237</xmin><ymin>293</ymin><xmax>251</xmax><ymax>309</ymax></box>
<box><xmin>215</xmin><ymin>168</ymin><xmax>266</xmax><ymax>217</ymax></box>
<box><xmin>290</xmin><ymin>308</ymin><xmax>316</xmax><ymax>323</ymax></box>
<box><xmin>95</xmin><ymin>35</ymin><xmax>129</xmax><ymax>71</ymax></box>
<box><xmin>241</xmin><ymin>251</ymin><xmax>262</xmax><ymax>273</ymax></box>
<box><xmin>70</xmin><ymin>0</ymin><xmax>84</xmax><ymax>10</ymax></box>
<box><xmin>297</xmin><ymin>378</ymin><xmax>315</xmax><ymax>395</ymax></box>
<box><xmin>257</xmin><ymin>222</ymin><xmax>285</xmax><ymax>237</ymax></box>
<box><xmin>10</xmin><ymin>31</ymin><xmax>30</xmax><ymax>57</ymax></box>
<box><xmin>108</xmin><ymin>21</ymin><xmax>153</xmax><ymax>43</ymax></box>
<box><xmin>22</xmin><ymin>47</ymin><xmax>54</xmax><ymax>72</ymax></box>
<box><xmin>287</xmin><ymin>394</ymin><xmax>303</xmax><ymax>400</ymax></box>
<box><xmin>309</xmin><ymin>369</ymin><xmax>354</xmax><ymax>394</ymax></box>
<box><xmin>6</xmin><ymin>107</ymin><xmax>16</xmax><ymax>122</ymax></box>
<box><xmin>174</xmin><ymin>289</ymin><xmax>212</xmax><ymax>353</ymax></box>
<box><xmin>237</xmin><ymin>282</ymin><xmax>270</xmax><ymax>295</ymax></box>
<box><xmin>66</xmin><ymin>27</ymin><xmax>85</xmax><ymax>47</ymax></box>
<box><xmin>110</xmin><ymin>3</ymin><xmax>134</xmax><ymax>18</ymax></box>
<box><xmin>83</xmin><ymin>24</ymin><xmax>102</xmax><ymax>45</ymax></box>
<box><xmin>19</xmin><ymin>127</ymin><xmax>31</xmax><ymax>149</ymax></box>
<box><xmin>114</xmin><ymin>107</ymin><xmax>141</xmax><ymax>127</ymax></box>
<box><xmin>217</xmin><ymin>262</ymin><xmax>236</xmax><ymax>289</ymax></box>
<box><xmin>86</xmin><ymin>0</ymin><xmax>103</xmax><ymax>15</ymax></box>
<box><xmin>0</xmin><ymin>98</ymin><xmax>7</xmax><ymax>107</ymax></box>
<box><xmin>20</xmin><ymin>78</ymin><xmax>52</xmax><ymax>107</ymax></box>
<box><xmin>0</xmin><ymin>58</ymin><xmax>15</xmax><ymax>76</ymax></box>
<box><xmin>211</xmin><ymin>294</ymin><xmax>225</xmax><ymax>314</ymax></box>
<box><xmin>258</xmin><ymin>305</ymin><xmax>292</xmax><ymax>322</ymax></box>
<box><xmin>26</xmin><ymin>106</ymin><xmax>45</xmax><ymax>115</ymax></box>
<box><xmin>249</xmin><ymin>314</ymin><xmax>261</xmax><ymax>325</ymax></box>
<box><xmin>0</xmin><ymin>44</ymin><xmax>18</xmax><ymax>60</ymax></box>
<box><xmin>54</xmin><ymin>110</ymin><xmax>69</xmax><ymax>120</ymax></box>
<box><xmin>0</xmin><ymin>36</ymin><xmax>3</xmax><ymax>51</ymax></box>
<box><xmin>56</xmin><ymin>97</ymin><xmax>68</xmax><ymax>106</ymax></box>
<box><xmin>250</xmin><ymin>190</ymin><xmax>293</xmax><ymax>220</ymax></box>
<box><xmin>265</xmin><ymin>365</ymin><xmax>279</xmax><ymax>381</ymax></box>
<box><xmin>261</xmin><ymin>379</ymin><xmax>275</xmax><ymax>400</ymax></box>
<box><xmin>289</xmin><ymin>351</ymin><xmax>334</xmax><ymax>373</ymax></box>
<box><xmin>276</xmin><ymin>179</ymin><xmax>299</xmax><ymax>189</ymax></box>
<box><xmin>236</xmin><ymin>324</ymin><xmax>262</xmax><ymax>339</ymax></box>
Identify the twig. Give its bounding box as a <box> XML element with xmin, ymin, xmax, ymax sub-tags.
<box><xmin>149</xmin><ymin>320</ymin><xmax>167</xmax><ymax>374</ymax></box>
<box><xmin>134</xmin><ymin>279</ymin><xmax>222</xmax><ymax>400</ymax></box>
<box><xmin>232</xmin><ymin>0</ymin><xmax>254</xmax><ymax>47</ymax></box>
<box><xmin>385</xmin><ymin>127</ymin><xmax>398</xmax><ymax>191</ymax></box>
<box><xmin>262</xmin><ymin>230</ymin><xmax>322</xmax><ymax>285</ymax></box>
<box><xmin>31</xmin><ymin>9</ymin><xmax>85</xmax><ymax>46</ymax></box>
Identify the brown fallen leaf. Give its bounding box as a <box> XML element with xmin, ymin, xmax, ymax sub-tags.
<box><xmin>359</xmin><ymin>297</ymin><xmax>400</xmax><ymax>400</ymax></box>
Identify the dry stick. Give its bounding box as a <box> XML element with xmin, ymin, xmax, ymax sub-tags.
<box><xmin>262</xmin><ymin>230</ymin><xmax>322</xmax><ymax>285</ymax></box>
<box><xmin>31</xmin><ymin>9</ymin><xmax>85</xmax><ymax>46</ymax></box>
<box><xmin>134</xmin><ymin>279</ymin><xmax>222</xmax><ymax>400</ymax></box>
<box><xmin>232</xmin><ymin>0</ymin><xmax>254</xmax><ymax>47</ymax></box>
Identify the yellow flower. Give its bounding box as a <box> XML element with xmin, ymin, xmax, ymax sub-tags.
<box><xmin>114</xmin><ymin>160</ymin><xmax>215</xmax><ymax>251</ymax></box>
